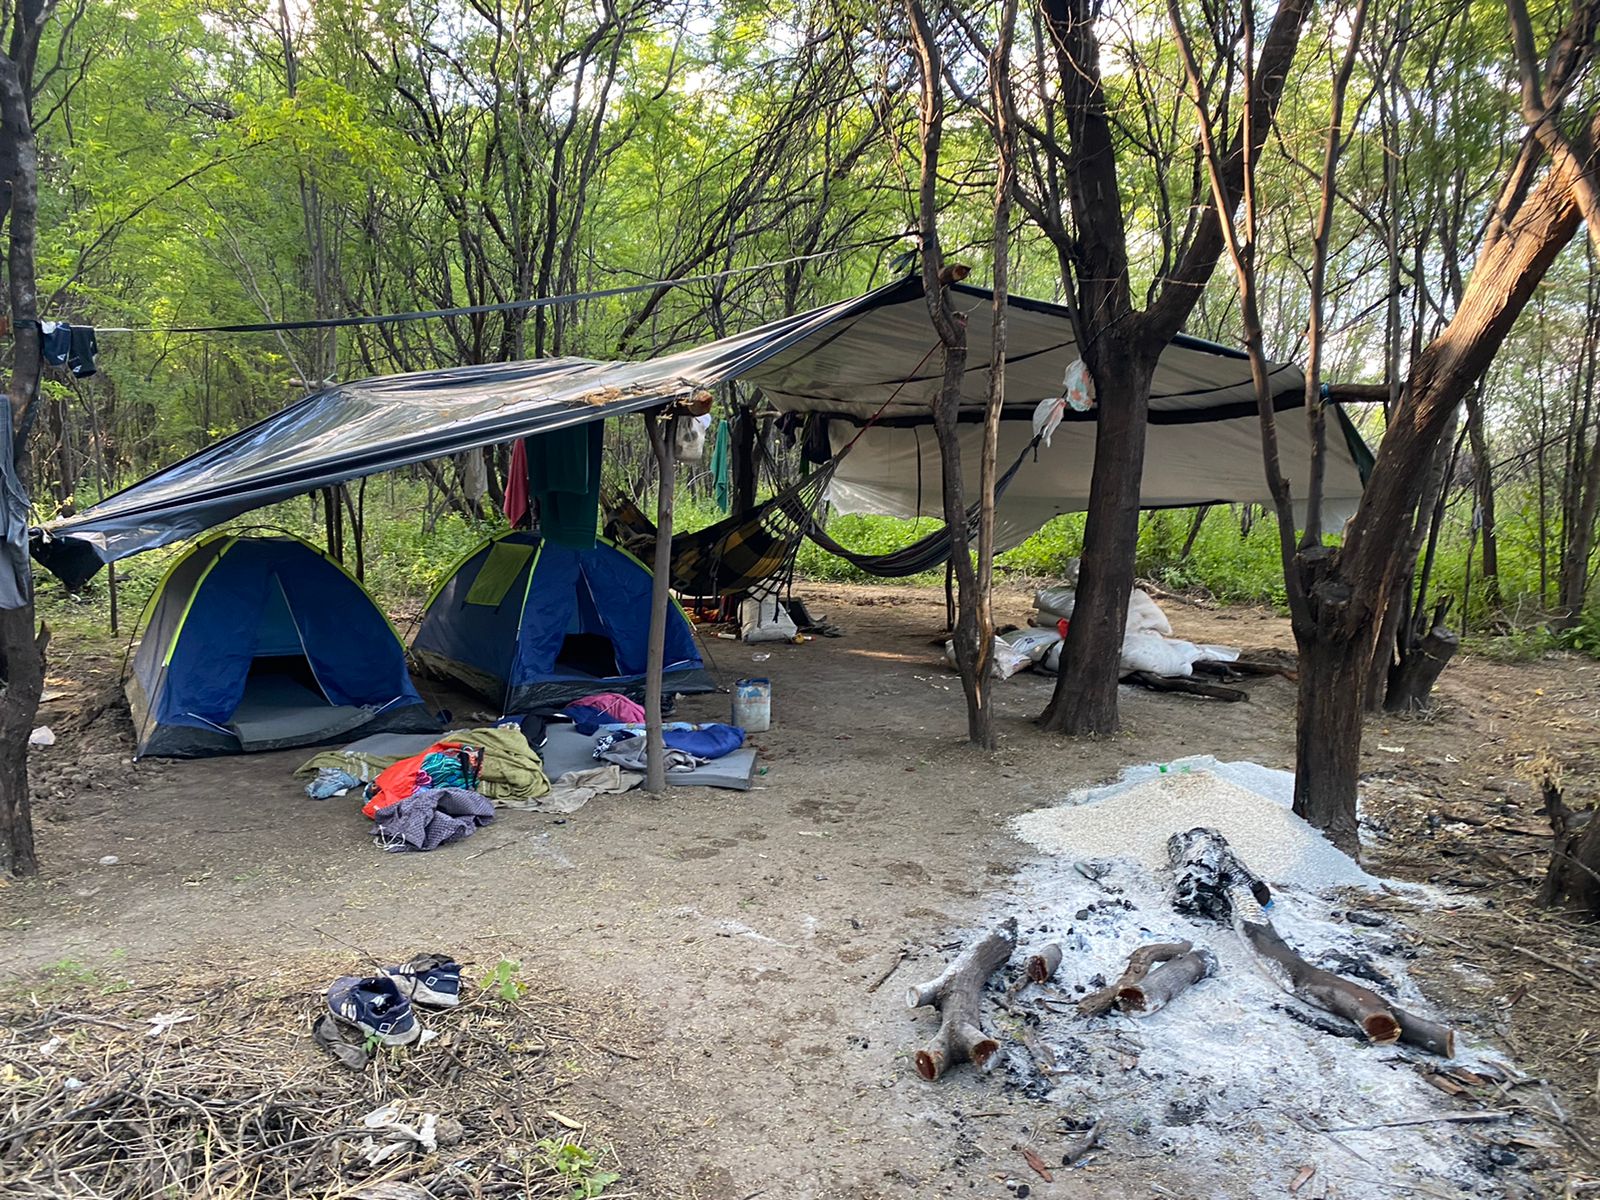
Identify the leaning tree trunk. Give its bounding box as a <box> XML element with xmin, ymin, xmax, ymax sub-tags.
<box><xmin>1041</xmin><ymin>354</ymin><xmax>1156</xmax><ymax>735</ymax></box>
<box><xmin>0</xmin><ymin>27</ymin><xmax>48</xmax><ymax>880</ymax></box>
<box><xmin>1288</xmin><ymin>84</ymin><xmax>1600</xmax><ymax>849</ymax></box>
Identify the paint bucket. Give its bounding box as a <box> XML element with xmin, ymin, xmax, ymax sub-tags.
<box><xmin>732</xmin><ymin>677</ymin><xmax>772</xmax><ymax>732</ymax></box>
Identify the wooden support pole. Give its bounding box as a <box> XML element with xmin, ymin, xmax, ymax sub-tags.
<box><xmin>643</xmin><ymin>411</ymin><xmax>677</xmax><ymax>794</ymax></box>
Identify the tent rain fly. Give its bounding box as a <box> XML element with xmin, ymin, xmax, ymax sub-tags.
<box><xmin>33</xmin><ymin>276</ymin><xmax>1370</xmax><ymax>586</ymax></box>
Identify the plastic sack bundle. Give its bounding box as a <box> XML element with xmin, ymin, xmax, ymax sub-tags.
<box><xmin>1125</xmin><ymin>588</ymin><xmax>1172</xmax><ymax>636</ymax></box>
<box><xmin>740</xmin><ymin>588</ymin><xmax>797</xmax><ymax>643</ymax></box>
<box><xmin>944</xmin><ymin>636</ymin><xmax>1033</xmax><ymax>680</ymax></box>
<box><xmin>1035</xmin><ymin>585</ymin><xmax>1076</xmax><ymax>622</ymax></box>
<box><xmin>1000</xmin><ymin>626</ymin><xmax>1063</xmax><ymax>664</ymax></box>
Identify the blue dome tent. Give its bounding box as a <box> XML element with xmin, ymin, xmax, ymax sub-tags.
<box><xmin>126</xmin><ymin>533</ymin><xmax>438</xmax><ymax>757</ymax></box>
<box><xmin>412</xmin><ymin>531</ymin><xmax>713</xmax><ymax>712</ymax></box>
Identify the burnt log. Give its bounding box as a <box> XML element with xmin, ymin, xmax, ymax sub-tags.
<box><xmin>1078</xmin><ymin>940</ymin><xmax>1193</xmax><ymax>1018</ymax></box>
<box><xmin>1115</xmin><ymin>948</ymin><xmax>1217</xmax><ymax>1015</ymax></box>
<box><xmin>906</xmin><ymin>918</ymin><xmax>1017</xmax><ymax>1080</ymax></box>
<box><xmin>1168</xmin><ymin>828</ymin><xmax>1272</xmax><ymax>923</ymax></box>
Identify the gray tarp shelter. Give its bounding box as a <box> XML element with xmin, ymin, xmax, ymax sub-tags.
<box><xmin>33</xmin><ymin>276</ymin><xmax>1370</xmax><ymax>587</ymax></box>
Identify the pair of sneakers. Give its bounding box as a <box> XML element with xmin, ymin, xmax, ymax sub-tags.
<box><xmin>326</xmin><ymin>953</ymin><xmax>461</xmax><ymax>1047</ymax></box>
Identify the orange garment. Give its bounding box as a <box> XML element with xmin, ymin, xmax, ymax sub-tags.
<box><xmin>362</xmin><ymin>742</ymin><xmax>464</xmax><ymax>818</ymax></box>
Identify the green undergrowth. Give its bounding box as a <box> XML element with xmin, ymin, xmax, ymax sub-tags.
<box><xmin>32</xmin><ymin>482</ymin><xmax>1600</xmax><ymax>659</ymax></box>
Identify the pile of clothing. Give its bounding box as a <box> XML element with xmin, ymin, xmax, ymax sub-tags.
<box><xmin>553</xmin><ymin>690</ymin><xmax>747</xmax><ymax>775</ymax></box>
<box><xmin>297</xmin><ymin>724</ymin><xmax>552</xmax><ymax>851</ymax></box>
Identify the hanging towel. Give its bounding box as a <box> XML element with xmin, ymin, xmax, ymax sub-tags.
<box><xmin>68</xmin><ymin>326</ymin><xmax>98</xmax><ymax>377</ymax></box>
<box><xmin>39</xmin><ymin>322</ymin><xmax>70</xmax><ymax>366</ymax></box>
<box><xmin>525</xmin><ymin>421</ymin><xmax>603</xmax><ymax>549</ymax></box>
<box><xmin>504</xmin><ymin>439</ymin><xmax>530</xmax><ymax>526</ymax></box>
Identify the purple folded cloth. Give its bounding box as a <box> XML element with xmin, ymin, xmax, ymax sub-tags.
<box><xmin>372</xmin><ymin>786</ymin><xmax>495</xmax><ymax>852</ymax></box>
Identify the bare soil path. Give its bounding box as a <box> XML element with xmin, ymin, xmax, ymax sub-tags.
<box><xmin>3</xmin><ymin>581</ymin><xmax>1597</xmax><ymax>1198</ymax></box>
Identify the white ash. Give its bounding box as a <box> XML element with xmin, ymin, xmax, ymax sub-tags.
<box><xmin>918</xmin><ymin>758</ymin><xmax>1544</xmax><ymax>1199</ymax></box>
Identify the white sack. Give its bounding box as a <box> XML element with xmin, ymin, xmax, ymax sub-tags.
<box><xmin>945</xmin><ymin>636</ymin><xmax>1032</xmax><ymax>680</ymax></box>
<box><xmin>740</xmin><ymin>593</ymin><xmax>796</xmax><ymax>643</ymax></box>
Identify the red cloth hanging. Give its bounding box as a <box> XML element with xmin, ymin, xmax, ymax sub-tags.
<box><xmin>503</xmin><ymin>438</ymin><xmax>530</xmax><ymax>526</ymax></box>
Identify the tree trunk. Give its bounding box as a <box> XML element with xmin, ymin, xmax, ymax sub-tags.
<box><xmin>907</xmin><ymin>0</ymin><xmax>991</xmax><ymax>749</ymax></box>
<box><xmin>731</xmin><ymin>403</ymin><xmax>757</xmax><ymax>517</ymax></box>
<box><xmin>0</xmin><ymin>18</ymin><xmax>48</xmax><ymax>880</ymax></box>
<box><xmin>1463</xmin><ymin>384</ymin><xmax>1500</xmax><ymax>610</ymax></box>
<box><xmin>1041</xmin><ymin>356</ymin><xmax>1155</xmax><ymax>735</ymax></box>
<box><xmin>1289</xmin><ymin>94</ymin><xmax>1600</xmax><ymax>846</ymax></box>
<box><xmin>1292</xmin><ymin>609</ymin><xmax>1364</xmax><ymax>856</ymax></box>
<box><xmin>0</xmin><ymin>609</ymin><xmax>44</xmax><ymax>878</ymax></box>
<box><xmin>1556</xmin><ymin>421</ymin><xmax>1600</xmax><ymax>629</ymax></box>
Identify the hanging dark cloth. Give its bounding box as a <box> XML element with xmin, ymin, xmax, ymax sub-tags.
<box><xmin>38</xmin><ymin>322</ymin><xmax>98</xmax><ymax>377</ymax></box>
<box><xmin>801</xmin><ymin>414</ymin><xmax>833</xmax><ymax>466</ymax></box>
<box><xmin>525</xmin><ymin>421</ymin><xmax>603</xmax><ymax>549</ymax></box>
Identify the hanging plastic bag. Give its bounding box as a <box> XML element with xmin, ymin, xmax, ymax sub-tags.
<box><xmin>1062</xmin><ymin>359</ymin><xmax>1096</xmax><ymax>412</ymax></box>
<box><xmin>673</xmin><ymin>414</ymin><xmax>707</xmax><ymax>463</ymax></box>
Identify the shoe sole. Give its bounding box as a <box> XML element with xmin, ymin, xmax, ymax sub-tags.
<box><xmin>329</xmin><ymin>1011</ymin><xmax>421</xmax><ymax>1047</ymax></box>
<box><xmin>409</xmin><ymin>983</ymin><xmax>460</xmax><ymax>1008</ymax></box>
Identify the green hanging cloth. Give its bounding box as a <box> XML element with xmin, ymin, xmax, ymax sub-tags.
<box><xmin>710</xmin><ymin>416</ymin><xmax>733</xmax><ymax>513</ymax></box>
<box><xmin>525</xmin><ymin>421</ymin><xmax>604</xmax><ymax>549</ymax></box>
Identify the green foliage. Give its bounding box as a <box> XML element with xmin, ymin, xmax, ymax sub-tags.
<box><xmin>480</xmin><ymin>958</ymin><xmax>526</xmax><ymax>1005</ymax></box>
<box><xmin>535</xmin><ymin>1139</ymin><xmax>620</xmax><ymax>1199</ymax></box>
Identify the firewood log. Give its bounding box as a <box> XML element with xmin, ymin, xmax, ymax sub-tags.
<box><xmin>1078</xmin><ymin>941</ymin><xmax>1193</xmax><ymax>1017</ymax></box>
<box><xmin>906</xmin><ymin>918</ymin><xmax>1017</xmax><ymax>1080</ymax></box>
<box><xmin>1228</xmin><ymin>885</ymin><xmax>1401</xmax><ymax>1045</ymax></box>
<box><xmin>1026</xmin><ymin>943</ymin><xmax>1063</xmax><ymax>983</ymax></box>
<box><xmin>1115</xmin><ymin>948</ymin><xmax>1217</xmax><ymax>1015</ymax></box>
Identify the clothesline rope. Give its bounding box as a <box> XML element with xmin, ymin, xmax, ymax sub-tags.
<box><xmin>57</xmin><ymin>240</ymin><xmax>903</xmax><ymax>336</ymax></box>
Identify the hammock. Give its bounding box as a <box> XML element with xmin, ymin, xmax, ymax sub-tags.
<box><xmin>605</xmin><ymin>431</ymin><xmax>1043</xmax><ymax>593</ymax></box>
<box><xmin>604</xmin><ymin>459</ymin><xmax>839</xmax><ymax>598</ymax></box>
<box><xmin>799</xmin><ymin>433</ymin><xmax>1042</xmax><ymax>577</ymax></box>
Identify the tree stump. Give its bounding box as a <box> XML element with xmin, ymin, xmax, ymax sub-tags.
<box><xmin>1385</xmin><ymin>600</ymin><xmax>1459</xmax><ymax>713</ymax></box>
<box><xmin>1537</xmin><ymin>772</ymin><xmax>1600</xmax><ymax>916</ymax></box>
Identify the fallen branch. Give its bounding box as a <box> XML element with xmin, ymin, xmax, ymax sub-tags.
<box><xmin>866</xmin><ymin>947</ymin><xmax>908</xmax><ymax>995</ymax></box>
<box><xmin>1078</xmin><ymin>941</ymin><xmax>1193</xmax><ymax>1018</ymax></box>
<box><xmin>906</xmin><ymin>918</ymin><xmax>1017</xmax><ymax>1080</ymax></box>
<box><xmin>1115</xmin><ymin>948</ymin><xmax>1217</xmax><ymax>1015</ymax></box>
<box><xmin>1060</xmin><ymin>1119</ymin><xmax>1104</xmax><ymax>1166</ymax></box>
<box><xmin>1229</xmin><ymin>884</ymin><xmax>1402</xmax><ymax>1045</ymax></box>
<box><xmin>1122</xmin><ymin>670</ymin><xmax>1247</xmax><ymax>702</ymax></box>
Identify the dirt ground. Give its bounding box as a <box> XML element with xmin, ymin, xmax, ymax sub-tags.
<box><xmin>3</xmin><ymin>580</ymin><xmax>1599</xmax><ymax>1199</ymax></box>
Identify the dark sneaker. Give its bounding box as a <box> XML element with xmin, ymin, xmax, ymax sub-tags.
<box><xmin>327</xmin><ymin>975</ymin><xmax>421</xmax><ymax>1045</ymax></box>
<box><xmin>383</xmin><ymin>952</ymin><xmax>462</xmax><ymax>1009</ymax></box>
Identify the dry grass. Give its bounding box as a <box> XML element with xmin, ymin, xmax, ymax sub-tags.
<box><xmin>0</xmin><ymin>961</ymin><xmax>626</xmax><ymax>1199</ymax></box>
